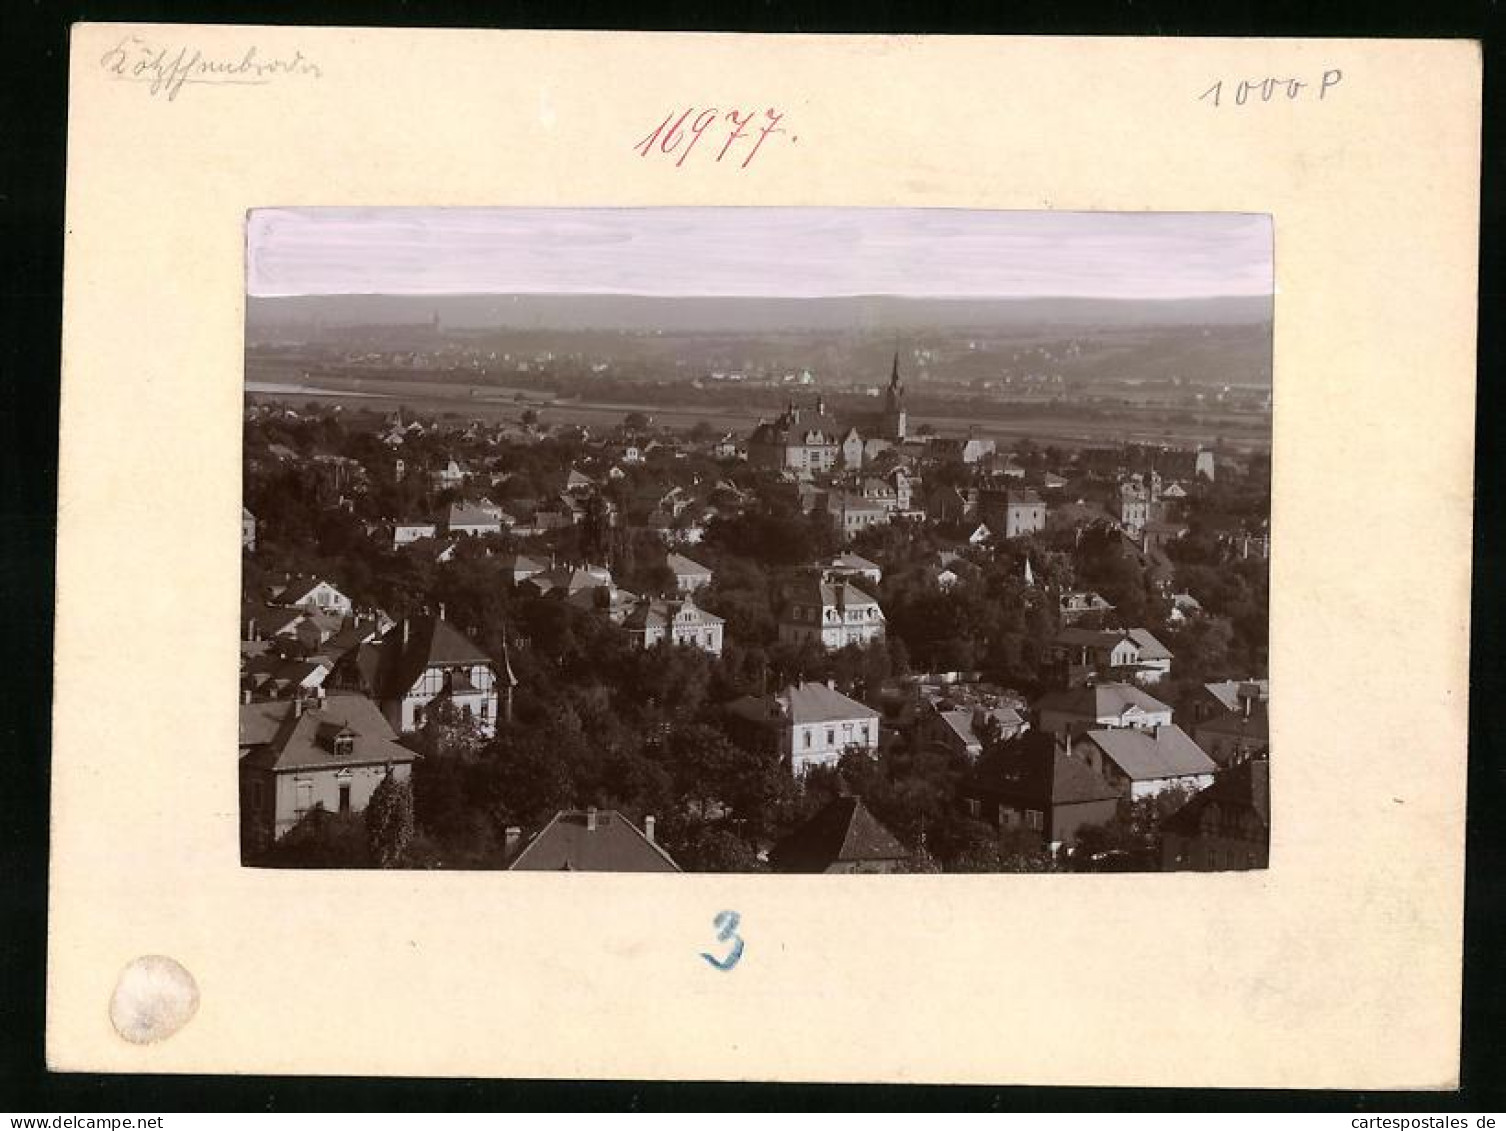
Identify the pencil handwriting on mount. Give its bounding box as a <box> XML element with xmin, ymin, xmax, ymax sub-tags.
<box><xmin>1198</xmin><ymin>70</ymin><xmax>1342</xmax><ymax>108</ymax></box>
<box><xmin>99</xmin><ymin>35</ymin><xmax>322</xmax><ymax>102</ymax></box>
<box><xmin>634</xmin><ymin>108</ymin><xmax>794</xmax><ymax>169</ymax></box>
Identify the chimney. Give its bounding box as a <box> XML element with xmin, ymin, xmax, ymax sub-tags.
<box><xmin>438</xmin><ymin>602</ymin><xmax>446</xmax><ymax>621</ymax></box>
<box><xmin>402</xmin><ymin>618</ymin><xmax>411</xmax><ymax>646</ymax></box>
<box><xmin>293</xmin><ymin>697</ymin><xmax>305</xmax><ymax>718</ymax></box>
<box><xmin>586</xmin><ymin>806</ymin><xmax>598</xmax><ymax>832</ymax></box>
<box><xmin>241</xmin><ymin>688</ymin><xmax>252</xmax><ymax>705</ymax></box>
<box><xmin>643</xmin><ymin>815</ymin><xmax>656</xmax><ymax>844</ymax></box>
<box><xmin>826</xmin><ymin>677</ymin><xmax>835</xmax><ymax>690</ymax></box>
<box><xmin>504</xmin><ymin>826</ymin><xmax>521</xmax><ymax>862</ymax></box>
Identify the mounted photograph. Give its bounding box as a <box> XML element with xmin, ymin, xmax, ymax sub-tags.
<box><xmin>239</xmin><ymin>206</ymin><xmax>1272</xmax><ymax>874</ymax></box>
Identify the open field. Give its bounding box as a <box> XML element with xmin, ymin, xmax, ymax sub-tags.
<box><xmin>246</xmin><ymin>371</ymin><xmax>1271</xmax><ymax>453</ymax></box>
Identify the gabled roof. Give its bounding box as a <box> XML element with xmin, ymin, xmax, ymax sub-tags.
<box><xmin>622</xmin><ymin>597</ymin><xmax>724</xmax><ymax>632</ymax></box>
<box><xmin>497</xmin><ymin>553</ymin><xmax>547</xmax><ymax>575</ymax></box>
<box><xmin>784</xmin><ymin>577</ymin><xmax>881</xmax><ymax>612</ymax></box>
<box><xmin>1163</xmin><ymin>757</ymin><xmax>1271</xmax><ymax>834</ymax></box>
<box><xmin>1078</xmin><ymin>724</ymin><xmax>1217</xmax><ymax>782</ymax></box>
<box><xmin>446</xmin><ymin>501</ymin><xmax>502</xmax><ymax>528</ymax></box>
<box><xmin>936</xmin><ymin>706</ymin><xmax>1025</xmax><ymax>751</ymax></box>
<box><xmin>1036</xmin><ymin>682</ymin><xmax>1173</xmax><ymax>721</ymax></box>
<box><xmin>769</xmin><ymin>796</ymin><xmax>909</xmax><ymax>872</ymax></box>
<box><xmin>238</xmin><ymin>694</ymin><xmax>417</xmax><ymax>773</ymax></box>
<box><xmin>1204</xmin><ymin>679</ymin><xmax>1271</xmax><ymax>712</ymax></box>
<box><xmin>1126</xmin><ymin>628</ymin><xmax>1173</xmax><ymax>660</ymax></box>
<box><xmin>783</xmin><ymin>681</ymin><xmax>879</xmax><ymax>725</ymax></box>
<box><xmin>990</xmin><ymin>731</ymin><xmax>1124</xmax><ymax>806</ymax></box>
<box><xmin>361</xmin><ymin>616</ymin><xmax>496</xmax><ymax>699</ymax></box>
<box><xmin>242</xmin><ymin>601</ymin><xmax>305</xmax><ymax>640</ymax></box>
<box><xmin>269</xmin><ymin>573</ymin><xmax>347</xmax><ymax>607</ymax></box>
<box><xmin>1057</xmin><ymin>627</ymin><xmax>1126</xmax><ymax>649</ymax></box>
<box><xmin>509</xmin><ymin>810</ymin><xmax>680</xmax><ymax>872</ymax></box>
<box><xmin>666</xmin><ymin>552</ymin><xmax>712</xmax><ymax>577</ymax></box>
<box><xmin>830</xmin><ymin>552</ymin><xmax>882</xmax><ymax>573</ymax></box>
<box><xmin>526</xmin><ymin>565</ymin><xmax>613</xmax><ymax>595</ymax></box>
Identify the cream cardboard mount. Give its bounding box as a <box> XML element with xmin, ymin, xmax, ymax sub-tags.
<box><xmin>51</xmin><ymin>25</ymin><xmax>1478</xmax><ymax>1086</ymax></box>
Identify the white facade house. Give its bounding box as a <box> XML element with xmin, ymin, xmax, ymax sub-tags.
<box><xmin>728</xmin><ymin>681</ymin><xmax>881</xmax><ymax>777</ymax></box>
<box><xmin>337</xmin><ymin>615</ymin><xmax>509</xmax><ymax>737</ymax></box>
<box><xmin>269</xmin><ymin>575</ymin><xmax>354</xmax><ymax>617</ymax></box>
<box><xmin>778</xmin><ymin>578</ymin><xmax>885</xmax><ymax>649</ymax></box>
<box><xmin>622</xmin><ymin>596</ymin><xmax>725</xmax><ymax>656</ymax></box>
<box><xmin>1072</xmin><ymin>725</ymin><xmax>1218</xmax><ymax>799</ymax></box>
<box><xmin>392</xmin><ymin>521</ymin><xmax>438</xmax><ymax>549</ymax></box>
<box><xmin>666</xmin><ymin>552</ymin><xmax>713</xmax><ymax>594</ymax></box>
<box><xmin>1036</xmin><ymin>682</ymin><xmax>1174</xmax><ymax>738</ymax></box>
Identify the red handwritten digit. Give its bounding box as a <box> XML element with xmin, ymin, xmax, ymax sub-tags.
<box><xmin>661</xmin><ymin>108</ymin><xmax>695</xmax><ymax>154</ymax></box>
<box><xmin>634</xmin><ymin>111</ymin><xmax>673</xmax><ymax>157</ymax></box>
<box><xmin>676</xmin><ymin>108</ymin><xmax>721</xmax><ymax>168</ymax></box>
<box><xmin>718</xmin><ymin>110</ymin><xmax>753</xmax><ymax>162</ymax></box>
<box><xmin>740</xmin><ymin>108</ymin><xmax>787</xmax><ymax>169</ymax></box>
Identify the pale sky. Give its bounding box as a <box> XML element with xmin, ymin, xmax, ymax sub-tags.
<box><xmin>247</xmin><ymin>207</ymin><xmax>1273</xmax><ymax>300</ymax></box>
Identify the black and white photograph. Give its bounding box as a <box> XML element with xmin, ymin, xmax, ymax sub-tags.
<box><xmin>239</xmin><ymin>206</ymin><xmax>1273</xmax><ymax>874</ymax></box>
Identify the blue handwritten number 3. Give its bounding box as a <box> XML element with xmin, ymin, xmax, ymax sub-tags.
<box><xmin>701</xmin><ymin>910</ymin><xmax>744</xmax><ymax>971</ymax></box>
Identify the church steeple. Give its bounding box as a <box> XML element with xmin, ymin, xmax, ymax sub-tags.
<box><xmin>882</xmin><ymin>351</ymin><xmax>907</xmax><ymax>442</ymax></box>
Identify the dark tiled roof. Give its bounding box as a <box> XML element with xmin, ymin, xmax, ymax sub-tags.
<box><xmin>509</xmin><ymin>810</ymin><xmax>680</xmax><ymax>872</ymax></box>
<box><xmin>1036</xmin><ymin>682</ymin><xmax>1172</xmax><ymax>721</ymax></box>
<box><xmin>1163</xmin><ymin>757</ymin><xmax>1271</xmax><ymax>834</ymax></box>
<box><xmin>365</xmin><ymin>617</ymin><xmax>496</xmax><ymax>699</ymax></box>
<box><xmin>238</xmin><ymin>694</ymin><xmax>417</xmax><ymax>773</ymax></box>
<box><xmin>992</xmin><ymin>731</ymin><xmax>1124</xmax><ymax>806</ymax></box>
<box><xmin>1204</xmin><ymin>679</ymin><xmax>1271</xmax><ymax>712</ymax></box>
<box><xmin>769</xmin><ymin>796</ymin><xmax>909</xmax><ymax>872</ymax></box>
<box><xmin>1057</xmin><ymin>627</ymin><xmax>1124</xmax><ymax>649</ymax></box>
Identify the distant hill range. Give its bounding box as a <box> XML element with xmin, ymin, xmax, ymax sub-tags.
<box><xmin>247</xmin><ymin>293</ymin><xmax>1274</xmax><ymax>334</ymax></box>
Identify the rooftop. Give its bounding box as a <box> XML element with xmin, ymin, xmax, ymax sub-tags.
<box><xmin>769</xmin><ymin>796</ymin><xmax>910</xmax><ymax>872</ymax></box>
<box><xmin>508</xmin><ymin>810</ymin><xmax>680</xmax><ymax>872</ymax></box>
<box><xmin>239</xmin><ymin>694</ymin><xmax>417</xmax><ymax>773</ymax></box>
<box><xmin>1078</xmin><ymin>724</ymin><xmax>1218</xmax><ymax>782</ymax></box>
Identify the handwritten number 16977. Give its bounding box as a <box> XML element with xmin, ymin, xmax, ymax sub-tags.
<box><xmin>634</xmin><ymin>108</ymin><xmax>791</xmax><ymax>169</ymax></box>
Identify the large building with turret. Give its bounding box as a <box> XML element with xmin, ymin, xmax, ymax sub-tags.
<box><xmin>748</xmin><ymin>355</ymin><xmax>911</xmax><ymax>472</ymax></box>
<box><xmin>748</xmin><ymin>397</ymin><xmax>845</xmax><ymax>472</ymax></box>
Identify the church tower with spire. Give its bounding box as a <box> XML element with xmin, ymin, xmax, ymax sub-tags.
<box><xmin>880</xmin><ymin>352</ymin><xmax>908</xmax><ymax>441</ymax></box>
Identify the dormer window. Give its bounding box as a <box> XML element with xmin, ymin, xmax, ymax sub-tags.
<box><xmin>333</xmin><ymin>732</ymin><xmax>354</xmax><ymax>758</ymax></box>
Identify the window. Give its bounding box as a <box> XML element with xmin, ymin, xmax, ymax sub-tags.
<box><xmin>826</xmin><ymin>728</ymin><xmax>835</xmax><ymax>747</ymax></box>
<box><xmin>338</xmin><ymin>782</ymin><xmax>352</xmax><ymax>814</ymax></box>
<box><xmin>859</xmin><ymin>724</ymin><xmax>869</xmax><ymax>743</ymax></box>
<box><xmin>480</xmin><ymin>699</ymin><xmax>490</xmax><ymax>721</ymax></box>
<box><xmin>804</xmin><ymin>730</ymin><xmax>812</xmax><ymax>749</ymax></box>
<box><xmin>1026</xmin><ymin>809</ymin><xmax>1043</xmax><ymax>831</ymax></box>
<box><xmin>295</xmin><ymin>780</ymin><xmax>313</xmax><ymax>817</ymax></box>
<box><xmin>333</xmin><ymin>734</ymin><xmax>354</xmax><ymax>758</ymax></box>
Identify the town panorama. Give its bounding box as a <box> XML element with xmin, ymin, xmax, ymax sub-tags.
<box><xmin>240</xmin><ymin>293</ymin><xmax>1271</xmax><ymax>874</ymax></box>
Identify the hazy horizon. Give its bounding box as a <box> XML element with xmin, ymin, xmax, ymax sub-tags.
<box><xmin>247</xmin><ymin>208</ymin><xmax>1274</xmax><ymax>301</ymax></box>
<box><xmin>247</xmin><ymin>292</ymin><xmax>1275</xmax><ymax>334</ymax></box>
